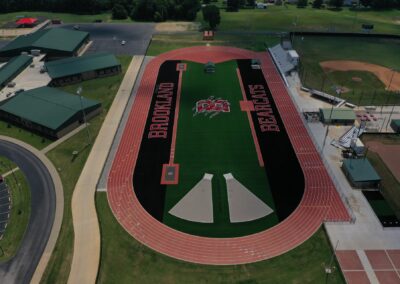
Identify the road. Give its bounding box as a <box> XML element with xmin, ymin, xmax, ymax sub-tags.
<box><xmin>60</xmin><ymin>23</ymin><xmax>155</xmax><ymax>55</ymax></box>
<box><xmin>0</xmin><ymin>140</ymin><xmax>56</xmax><ymax>284</ymax></box>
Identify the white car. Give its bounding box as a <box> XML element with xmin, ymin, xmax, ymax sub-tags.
<box><xmin>121</xmin><ymin>40</ymin><xmax>126</xmax><ymax>45</ymax></box>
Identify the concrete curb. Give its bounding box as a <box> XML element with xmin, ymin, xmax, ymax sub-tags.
<box><xmin>0</xmin><ymin>135</ymin><xmax>64</xmax><ymax>284</ymax></box>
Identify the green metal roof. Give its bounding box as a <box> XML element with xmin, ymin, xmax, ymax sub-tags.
<box><xmin>391</xmin><ymin>119</ymin><xmax>400</xmax><ymax>127</ymax></box>
<box><xmin>0</xmin><ymin>55</ymin><xmax>32</xmax><ymax>86</ymax></box>
<box><xmin>0</xmin><ymin>28</ymin><xmax>89</xmax><ymax>53</ymax></box>
<box><xmin>320</xmin><ymin>108</ymin><xmax>356</xmax><ymax>121</ymax></box>
<box><xmin>0</xmin><ymin>86</ymin><xmax>100</xmax><ymax>130</ymax></box>
<box><xmin>343</xmin><ymin>158</ymin><xmax>381</xmax><ymax>182</ymax></box>
<box><xmin>45</xmin><ymin>53</ymin><xmax>120</xmax><ymax>79</ymax></box>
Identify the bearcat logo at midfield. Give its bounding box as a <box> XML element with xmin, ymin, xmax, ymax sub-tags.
<box><xmin>194</xmin><ymin>96</ymin><xmax>230</xmax><ymax>118</ymax></box>
<box><xmin>148</xmin><ymin>83</ymin><xmax>175</xmax><ymax>139</ymax></box>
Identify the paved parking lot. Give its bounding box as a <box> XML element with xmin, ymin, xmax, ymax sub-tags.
<box><xmin>60</xmin><ymin>23</ymin><xmax>155</xmax><ymax>55</ymax></box>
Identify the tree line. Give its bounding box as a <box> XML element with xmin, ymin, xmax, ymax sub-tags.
<box><xmin>0</xmin><ymin>0</ymin><xmax>201</xmax><ymax>22</ymax></box>
<box><xmin>297</xmin><ymin>0</ymin><xmax>400</xmax><ymax>9</ymax></box>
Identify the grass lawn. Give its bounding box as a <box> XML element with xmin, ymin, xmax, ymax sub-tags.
<box><xmin>0</xmin><ymin>156</ymin><xmax>17</xmax><ymax>174</ymax></box>
<box><xmin>0</xmin><ymin>165</ymin><xmax>30</xmax><ymax>262</ymax></box>
<box><xmin>147</xmin><ymin>33</ymin><xmax>279</xmax><ymax>56</ymax></box>
<box><xmin>0</xmin><ymin>121</ymin><xmax>52</xmax><ymax>150</ymax></box>
<box><xmin>96</xmin><ymin>192</ymin><xmax>344</xmax><ymax>283</ymax></box>
<box><xmin>163</xmin><ymin>61</ymin><xmax>278</xmax><ymax>237</ymax></box>
<box><xmin>319</xmin><ymin>70</ymin><xmax>396</xmax><ymax>105</ymax></box>
<box><xmin>295</xmin><ymin>35</ymin><xmax>400</xmax><ymax>105</ymax></box>
<box><xmin>39</xmin><ymin>55</ymin><xmax>131</xmax><ymax>284</ymax></box>
<box><xmin>198</xmin><ymin>5</ymin><xmax>400</xmax><ymax>35</ymax></box>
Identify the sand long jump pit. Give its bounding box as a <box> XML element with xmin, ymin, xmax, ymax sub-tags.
<box><xmin>107</xmin><ymin>46</ymin><xmax>351</xmax><ymax>265</ymax></box>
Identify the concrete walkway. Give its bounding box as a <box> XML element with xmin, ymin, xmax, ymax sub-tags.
<box><xmin>0</xmin><ymin>136</ymin><xmax>64</xmax><ymax>284</ymax></box>
<box><xmin>285</xmin><ymin>72</ymin><xmax>400</xmax><ymax>284</ymax></box>
<box><xmin>41</xmin><ymin>124</ymin><xmax>87</xmax><ymax>154</ymax></box>
<box><xmin>68</xmin><ymin>55</ymin><xmax>144</xmax><ymax>284</ymax></box>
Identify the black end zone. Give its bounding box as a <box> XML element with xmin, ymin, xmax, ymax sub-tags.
<box><xmin>237</xmin><ymin>59</ymin><xmax>305</xmax><ymax>221</ymax></box>
<box><xmin>133</xmin><ymin>60</ymin><xmax>180</xmax><ymax>221</ymax></box>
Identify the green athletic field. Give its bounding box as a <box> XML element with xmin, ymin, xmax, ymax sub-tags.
<box><xmin>162</xmin><ymin>60</ymin><xmax>278</xmax><ymax>237</ymax></box>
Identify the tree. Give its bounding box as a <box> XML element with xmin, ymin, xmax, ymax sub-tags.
<box><xmin>247</xmin><ymin>0</ymin><xmax>255</xmax><ymax>6</ymax></box>
<box><xmin>203</xmin><ymin>0</ymin><xmax>211</xmax><ymax>4</ymax></box>
<box><xmin>329</xmin><ymin>0</ymin><xmax>344</xmax><ymax>8</ymax></box>
<box><xmin>359</xmin><ymin>0</ymin><xmax>371</xmax><ymax>6</ymax></box>
<box><xmin>202</xmin><ymin>4</ymin><xmax>220</xmax><ymax>29</ymax></box>
<box><xmin>312</xmin><ymin>0</ymin><xmax>323</xmax><ymax>8</ymax></box>
<box><xmin>297</xmin><ymin>0</ymin><xmax>308</xmax><ymax>7</ymax></box>
<box><xmin>226</xmin><ymin>0</ymin><xmax>240</xmax><ymax>11</ymax></box>
<box><xmin>112</xmin><ymin>3</ymin><xmax>128</xmax><ymax>19</ymax></box>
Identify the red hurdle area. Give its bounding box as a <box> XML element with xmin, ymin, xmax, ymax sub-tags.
<box><xmin>107</xmin><ymin>46</ymin><xmax>351</xmax><ymax>265</ymax></box>
<box><xmin>160</xmin><ymin>164</ymin><xmax>179</xmax><ymax>185</ymax></box>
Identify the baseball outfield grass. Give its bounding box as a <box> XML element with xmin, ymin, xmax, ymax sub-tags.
<box><xmin>163</xmin><ymin>61</ymin><xmax>278</xmax><ymax>237</ymax></box>
<box><xmin>96</xmin><ymin>192</ymin><xmax>345</xmax><ymax>283</ymax></box>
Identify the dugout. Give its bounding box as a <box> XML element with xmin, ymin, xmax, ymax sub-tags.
<box><xmin>390</xmin><ymin>119</ymin><xmax>400</xmax><ymax>133</ymax></box>
<box><xmin>0</xmin><ymin>28</ymin><xmax>89</xmax><ymax>60</ymax></box>
<box><xmin>0</xmin><ymin>55</ymin><xmax>32</xmax><ymax>88</ymax></box>
<box><xmin>45</xmin><ymin>53</ymin><xmax>121</xmax><ymax>87</ymax></box>
<box><xmin>342</xmin><ymin>158</ymin><xmax>381</xmax><ymax>189</ymax></box>
<box><xmin>0</xmin><ymin>86</ymin><xmax>101</xmax><ymax>139</ymax></box>
<box><xmin>319</xmin><ymin>108</ymin><xmax>355</xmax><ymax>125</ymax></box>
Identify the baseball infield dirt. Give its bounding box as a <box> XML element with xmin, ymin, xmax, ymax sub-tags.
<box><xmin>320</xmin><ymin>60</ymin><xmax>400</xmax><ymax>91</ymax></box>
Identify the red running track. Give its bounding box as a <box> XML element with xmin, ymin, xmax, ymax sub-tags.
<box><xmin>107</xmin><ymin>46</ymin><xmax>351</xmax><ymax>265</ymax></box>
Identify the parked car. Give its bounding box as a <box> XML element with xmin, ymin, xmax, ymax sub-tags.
<box><xmin>7</xmin><ymin>81</ymin><xmax>16</xmax><ymax>88</ymax></box>
<box><xmin>121</xmin><ymin>40</ymin><xmax>126</xmax><ymax>45</ymax></box>
<box><xmin>14</xmin><ymin>88</ymin><xmax>25</xmax><ymax>95</ymax></box>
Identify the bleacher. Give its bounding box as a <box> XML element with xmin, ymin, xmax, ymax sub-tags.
<box><xmin>0</xmin><ymin>181</ymin><xmax>11</xmax><ymax>239</ymax></box>
<box><xmin>269</xmin><ymin>44</ymin><xmax>295</xmax><ymax>75</ymax></box>
<box><xmin>338</xmin><ymin>125</ymin><xmax>366</xmax><ymax>148</ymax></box>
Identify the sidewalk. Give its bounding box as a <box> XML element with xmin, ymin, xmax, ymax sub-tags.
<box><xmin>68</xmin><ymin>55</ymin><xmax>144</xmax><ymax>284</ymax></box>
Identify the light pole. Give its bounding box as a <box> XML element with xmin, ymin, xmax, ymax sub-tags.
<box><xmin>76</xmin><ymin>86</ymin><xmax>91</xmax><ymax>146</ymax></box>
<box><xmin>387</xmin><ymin>69</ymin><xmax>396</xmax><ymax>91</ymax></box>
<box><xmin>325</xmin><ymin>241</ymin><xmax>339</xmax><ymax>284</ymax></box>
<box><xmin>386</xmin><ymin>98</ymin><xmax>397</xmax><ymax>131</ymax></box>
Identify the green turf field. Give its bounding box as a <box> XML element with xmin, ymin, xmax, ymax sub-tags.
<box><xmin>162</xmin><ymin>60</ymin><xmax>278</xmax><ymax>237</ymax></box>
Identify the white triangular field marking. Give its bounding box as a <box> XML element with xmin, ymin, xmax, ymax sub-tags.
<box><xmin>168</xmin><ymin>173</ymin><xmax>214</xmax><ymax>223</ymax></box>
<box><xmin>224</xmin><ymin>173</ymin><xmax>273</xmax><ymax>223</ymax></box>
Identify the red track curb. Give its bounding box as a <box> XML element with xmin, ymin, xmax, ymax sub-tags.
<box><xmin>107</xmin><ymin>46</ymin><xmax>351</xmax><ymax>265</ymax></box>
